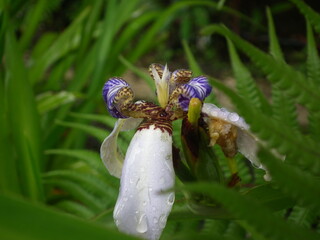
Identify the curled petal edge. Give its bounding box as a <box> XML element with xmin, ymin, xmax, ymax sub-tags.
<box><xmin>100</xmin><ymin>118</ymin><xmax>143</xmax><ymax>178</ymax></box>
<box><xmin>202</xmin><ymin>103</ymin><xmax>272</xmax><ymax>180</ymax></box>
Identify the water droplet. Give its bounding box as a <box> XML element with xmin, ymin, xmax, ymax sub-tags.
<box><xmin>228</xmin><ymin>112</ymin><xmax>239</xmax><ymax>122</ymax></box>
<box><xmin>115</xmin><ymin>219</ymin><xmax>120</xmax><ymax>226</ymax></box>
<box><xmin>142</xmin><ymin>200</ymin><xmax>147</xmax><ymax>206</ymax></box>
<box><xmin>136</xmin><ymin>214</ymin><xmax>148</xmax><ymax>233</ymax></box>
<box><xmin>167</xmin><ymin>193</ymin><xmax>175</xmax><ymax>205</ymax></box>
<box><xmin>153</xmin><ymin>217</ymin><xmax>158</xmax><ymax>224</ymax></box>
<box><xmin>123</xmin><ymin>196</ymin><xmax>128</xmax><ymax>202</ymax></box>
<box><xmin>149</xmin><ymin>187</ymin><xmax>153</xmax><ymax>192</ymax></box>
<box><xmin>159</xmin><ymin>214</ymin><xmax>167</xmax><ymax>228</ymax></box>
<box><xmin>152</xmin><ymin>206</ymin><xmax>156</xmax><ymax>212</ymax></box>
<box><xmin>129</xmin><ymin>177</ymin><xmax>135</xmax><ymax>184</ymax></box>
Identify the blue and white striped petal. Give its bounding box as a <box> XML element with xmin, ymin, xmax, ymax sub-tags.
<box><xmin>177</xmin><ymin>76</ymin><xmax>212</xmax><ymax>111</ymax></box>
<box><xmin>103</xmin><ymin>78</ymin><xmax>130</xmax><ymax>118</ymax></box>
<box><xmin>187</xmin><ymin>76</ymin><xmax>212</xmax><ymax>100</ymax></box>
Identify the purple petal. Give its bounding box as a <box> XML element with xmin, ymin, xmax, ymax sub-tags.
<box><xmin>187</xmin><ymin>76</ymin><xmax>212</xmax><ymax>100</ymax></box>
<box><xmin>103</xmin><ymin>78</ymin><xmax>130</xmax><ymax>118</ymax></box>
<box><xmin>177</xmin><ymin>76</ymin><xmax>212</xmax><ymax>111</ymax></box>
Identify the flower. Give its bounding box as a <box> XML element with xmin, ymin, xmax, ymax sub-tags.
<box><xmin>101</xmin><ymin>64</ymin><xmax>270</xmax><ymax>240</ymax></box>
<box><xmin>201</xmin><ymin>103</ymin><xmax>270</xmax><ymax>180</ymax></box>
<box><xmin>100</xmin><ymin>64</ymin><xmax>211</xmax><ymax>240</ymax></box>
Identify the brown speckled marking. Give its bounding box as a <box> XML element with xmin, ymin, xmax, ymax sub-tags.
<box><xmin>149</xmin><ymin>63</ymin><xmax>164</xmax><ymax>80</ymax></box>
<box><xmin>137</xmin><ymin>120</ymin><xmax>172</xmax><ymax>135</ymax></box>
<box><xmin>170</xmin><ymin>69</ymin><xmax>192</xmax><ymax>85</ymax></box>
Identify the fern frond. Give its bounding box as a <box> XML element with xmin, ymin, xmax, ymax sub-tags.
<box><xmin>306</xmin><ymin>20</ymin><xmax>320</xmax><ymax>85</ymax></box>
<box><xmin>43</xmin><ymin>170</ymin><xmax>117</xmax><ymax>201</ymax></box>
<box><xmin>208</xmin><ymin>78</ymin><xmax>320</xmax><ymax>173</ymax></box>
<box><xmin>202</xmin><ymin>24</ymin><xmax>320</xmax><ymax>111</ymax></box>
<box><xmin>290</xmin><ymin>0</ymin><xmax>320</xmax><ymax>33</ymax></box>
<box><xmin>54</xmin><ymin>200</ymin><xmax>95</xmax><ymax>219</ymax></box>
<box><xmin>267</xmin><ymin>7</ymin><xmax>284</xmax><ymax>61</ymax></box>
<box><xmin>271</xmin><ymin>84</ymin><xmax>299</xmax><ymax>130</ymax></box>
<box><xmin>45</xmin><ymin>149</ymin><xmax>107</xmax><ymax>176</ymax></box>
<box><xmin>224</xmin><ymin>222</ymin><xmax>246</xmax><ymax>240</ymax></box>
<box><xmin>259</xmin><ymin>149</ymin><xmax>320</xmax><ymax>213</ymax></box>
<box><xmin>266</xmin><ymin>7</ymin><xmax>299</xmax><ymax>130</ymax></box>
<box><xmin>306</xmin><ymin>20</ymin><xmax>320</xmax><ymax>140</ymax></box>
<box><xmin>43</xmin><ymin>178</ymin><xmax>105</xmax><ymax>212</ymax></box>
<box><xmin>185</xmin><ymin>182</ymin><xmax>320</xmax><ymax>240</ymax></box>
<box><xmin>288</xmin><ymin>206</ymin><xmax>317</xmax><ymax>228</ymax></box>
<box><xmin>227</xmin><ymin>38</ymin><xmax>271</xmax><ymax>113</ymax></box>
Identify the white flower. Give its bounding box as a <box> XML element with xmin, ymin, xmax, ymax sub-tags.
<box><xmin>101</xmin><ymin>120</ymin><xmax>174</xmax><ymax>240</ymax></box>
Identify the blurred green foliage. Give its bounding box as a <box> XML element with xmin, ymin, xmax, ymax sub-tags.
<box><xmin>1</xmin><ymin>0</ymin><xmax>320</xmax><ymax>239</ymax></box>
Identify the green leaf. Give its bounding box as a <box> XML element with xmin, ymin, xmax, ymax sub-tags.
<box><xmin>19</xmin><ymin>0</ymin><xmax>48</xmax><ymax>49</ymax></box>
<box><xmin>290</xmin><ymin>0</ymin><xmax>320</xmax><ymax>33</ymax></box>
<box><xmin>54</xmin><ymin>200</ymin><xmax>95</xmax><ymax>219</ymax></box>
<box><xmin>45</xmin><ymin>149</ymin><xmax>107</xmax><ymax>176</ymax></box>
<box><xmin>56</xmin><ymin>120</ymin><xmax>107</xmax><ymax>142</ymax></box>
<box><xmin>243</xmin><ymin>184</ymin><xmax>295</xmax><ymax>211</ymax></box>
<box><xmin>266</xmin><ymin>7</ymin><xmax>284</xmax><ymax>61</ymax></box>
<box><xmin>266</xmin><ymin>8</ymin><xmax>299</xmax><ymax>130</ymax></box>
<box><xmin>5</xmin><ymin>27</ymin><xmax>44</xmax><ymax>201</ymax></box>
<box><xmin>184</xmin><ymin>182</ymin><xmax>320</xmax><ymax>240</ymax></box>
<box><xmin>208</xmin><ymin>78</ymin><xmax>320</xmax><ymax>173</ymax></box>
<box><xmin>37</xmin><ymin>91</ymin><xmax>76</xmax><ymax>114</ymax></box>
<box><xmin>182</xmin><ymin>39</ymin><xmax>203</xmax><ymax>76</ymax></box>
<box><xmin>44</xmin><ymin>170</ymin><xmax>117</xmax><ymax>200</ymax></box>
<box><xmin>202</xmin><ymin>24</ymin><xmax>320</xmax><ymax>111</ymax></box>
<box><xmin>29</xmin><ymin>7</ymin><xmax>89</xmax><ymax>84</ymax></box>
<box><xmin>306</xmin><ymin>19</ymin><xmax>320</xmax><ymax>140</ymax></box>
<box><xmin>0</xmin><ymin>193</ymin><xmax>139</xmax><ymax>240</ymax></box>
<box><xmin>43</xmin><ymin>178</ymin><xmax>105</xmax><ymax>212</ymax></box>
<box><xmin>226</xmin><ymin>38</ymin><xmax>270</xmax><ymax>112</ymax></box>
<box><xmin>258</xmin><ymin>149</ymin><xmax>320</xmax><ymax>212</ymax></box>
<box><xmin>69</xmin><ymin>112</ymin><xmax>116</xmax><ymax>127</ymax></box>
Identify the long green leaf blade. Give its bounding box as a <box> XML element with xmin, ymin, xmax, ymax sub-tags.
<box><xmin>0</xmin><ymin>193</ymin><xmax>139</xmax><ymax>240</ymax></box>
<box><xmin>5</xmin><ymin>27</ymin><xmax>44</xmax><ymax>201</ymax></box>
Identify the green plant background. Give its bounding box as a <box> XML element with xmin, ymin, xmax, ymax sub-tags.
<box><xmin>1</xmin><ymin>0</ymin><xmax>319</xmax><ymax>239</ymax></box>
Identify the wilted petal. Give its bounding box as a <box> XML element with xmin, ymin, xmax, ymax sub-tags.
<box><xmin>202</xmin><ymin>103</ymin><xmax>270</xmax><ymax>178</ymax></box>
<box><xmin>100</xmin><ymin>118</ymin><xmax>143</xmax><ymax>178</ymax></box>
<box><xmin>102</xmin><ymin>78</ymin><xmax>132</xmax><ymax>118</ymax></box>
<box><xmin>113</xmin><ymin>125</ymin><xmax>175</xmax><ymax>240</ymax></box>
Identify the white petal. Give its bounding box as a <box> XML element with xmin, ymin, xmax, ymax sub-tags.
<box><xmin>202</xmin><ymin>103</ymin><xmax>272</xmax><ymax>179</ymax></box>
<box><xmin>100</xmin><ymin>118</ymin><xmax>143</xmax><ymax>178</ymax></box>
<box><xmin>202</xmin><ymin>103</ymin><xmax>249</xmax><ymax>130</ymax></box>
<box><xmin>113</xmin><ymin>125</ymin><xmax>175</xmax><ymax>240</ymax></box>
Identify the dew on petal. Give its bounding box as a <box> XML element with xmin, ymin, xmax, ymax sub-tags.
<box><xmin>136</xmin><ymin>214</ymin><xmax>148</xmax><ymax>233</ymax></box>
<box><xmin>167</xmin><ymin>193</ymin><xmax>175</xmax><ymax>205</ymax></box>
<box><xmin>228</xmin><ymin>112</ymin><xmax>240</xmax><ymax>122</ymax></box>
<box><xmin>115</xmin><ymin>219</ymin><xmax>120</xmax><ymax>227</ymax></box>
<box><xmin>153</xmin><ymin>217</ymin><xmax>158</xmax><ymax>224</ymax></box>
<box><xmin>159</xmin><ymin>214</ymin><xmax>167</xmax><ymax>229</ymax></box>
